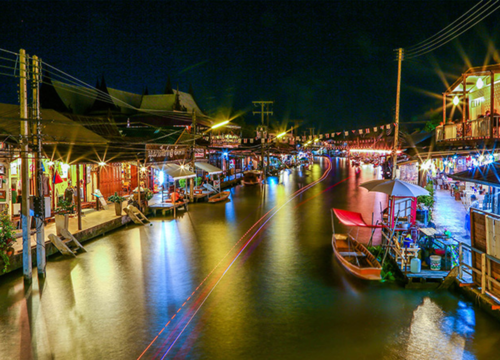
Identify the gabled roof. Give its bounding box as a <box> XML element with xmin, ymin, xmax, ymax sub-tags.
<box><xmin>0</xmin><ymin>103</ymin><xmax>107</xmax><ymax>145</ymax></box>
<box><xmin>446</xmin><ymin>63</ymin><xmax>500</xmax><ymax>94</ymax></box>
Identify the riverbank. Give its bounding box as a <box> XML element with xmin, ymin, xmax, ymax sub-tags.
<box><xmin>1</xmin><ymin>175</ymin><xmax>246</xmax><ymax>275</ymax></box>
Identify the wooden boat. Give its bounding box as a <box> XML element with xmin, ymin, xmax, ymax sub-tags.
<box><xmin>332</xmin><ymin>234</ymin><xmax>382</xmax><ymax>280</ymax></box>
<box><xmin>242</xmin><ymin>170</ymin><xmax>262</xmax><ymax>186</ymax></box>
<box><xmin>331</xmin><ymin>208</ymin><xmax>383</xmax><ymax>281</ymax></box>
<box><xmin>208</xmin><ymin>191</ymin><xmax>230</xmax><ymax>203</ymax></box>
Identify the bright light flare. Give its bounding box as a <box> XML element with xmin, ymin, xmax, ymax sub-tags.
<box><xmin>453</xmin><ymin>96</ymin><xmax>459</xmax><ymax>106</ymax></box>
<box><xmin>349</xmin><ymin>149</ymin><xmax>402</xmax><ymax>154</ymax></box>
<box><xmin>277</xmin><ymin>132</ymin><xmax>287</xmax><ymax>138</ymax></box>
<box><xmin>98</xmin><ymin>162</ymin><xmax>106</xmax><ymax>166</ymax></box>
<box><xmin>211</xmin><ymin>120</ymin><xmax>230</xmax><ymax>129</ymax></box>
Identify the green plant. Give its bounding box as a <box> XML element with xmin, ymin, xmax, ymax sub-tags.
<box><xmin>144</xmin><ymin>189</ymin><xmax>154</xmax><ymax>201</ymax></box>
<box><xmin>55</xmin><ymin>199</ymin><xmax>75</xmax><ymax>215</ymax></box>
<box><xmin>179</xmin><ymin>179</ymin><xmax>186</xmax><ymax>188</ymax></box>
<box><xmin>0</xmin><ymin>209</ymin><xmax>16</xmax><ymax>273</ymax></box>
<box><xmin>417</xmin><ymin>183</ymin><xmax>435</xmax><ymax>213</ymax></box>
<box><xmin>196</xmin><ymin>177</ymin><xmax>202</xmax><ymax>186</ymax></box>
<box><xmin>367</xmin><ymin>245</ymin><xmax>396</xmax><ymax>282</ymax></box>
<box><xmin>108</xmin><ymin>192</ymin><xmax>126</xmax><ymax>203</ymax></box>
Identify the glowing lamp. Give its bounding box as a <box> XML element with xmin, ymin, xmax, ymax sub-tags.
<box><xmin>47</xmin><ymin>161</ymin><xmax>54</xmax><ymax>166</ymax></box>
<box><xmin>453</xmin><ymin>96</ymin><xmax>459</xmax><ymax>106</ymax></box>
<box><xmin>140</xmin><ymin>166</ymin><xmax>147</xmax><ymax>172</ymax></box>
<box><xmin>180</xmin><ymin>165</ymin><xmax>185</xmax><ymax>169</ymax></box>
<box><xmin>314</xmin><ymin>138</ymin><xmax>319</xmax><ymax>142</ymax></box>
<box><xmin>98</xmin><ymin>162</ymin><xmax>106</xmax><ymax>166</ymax></box>
<box><xmin>477</xmin><ymin>77</ymin><xmax>484</xmax><ymax>89</ymax></box>
<box><xmin>211</xmin><ymin>120</ymin><xmax>230</xmax><ymax>129</ymax></box>
<box><xmin>277</xmin><ymin>132</ymin><xmax>287</xmax><ymax>138</ymax></box>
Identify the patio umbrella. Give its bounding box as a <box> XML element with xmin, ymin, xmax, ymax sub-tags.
<box><xmin>360</xmin><ymin>179</ymin><xmax>429</xmax><ymax>197</ymax></box>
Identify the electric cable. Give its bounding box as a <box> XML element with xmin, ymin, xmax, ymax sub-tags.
<box><xmin>405</xmin><ymin>0</ymin><xmax>487</xmax><ymax>51</ymax></box>
<box><xmin>405</xmin><ymin>1</ymin><xmax>500</xmax><ymax>59</ymax></box>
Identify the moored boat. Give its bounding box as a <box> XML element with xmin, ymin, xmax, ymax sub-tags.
<box><xmin>332</xmin><ymin>233</ymin><xmax>382</xmax><ymax>280</ymax></box>
<box><xmin>331</xmin><ymin>208</ymin><xmax>383</xmax><ymax>281</ymax></box>
<box><xmin>208</xmin><ymin>191</ymin><xmax>230</xmax><ymax>203</ymax></box>
<box><xmin>242</xmin><ymin>170</ymin><xmax>262</xmax><ymax>186</ymax></box>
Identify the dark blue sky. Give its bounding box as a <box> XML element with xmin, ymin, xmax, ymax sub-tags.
<box><xmin>0</xmin><ymin>1</ymin><xmax>499</xmax><ymax>132</ymax></box>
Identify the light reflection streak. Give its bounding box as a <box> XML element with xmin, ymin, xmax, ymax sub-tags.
<box><xmin>138</xmin><ymin>158</ymin><xmax>334</xmax><ymax>359</ymax></box>
<box><xmin>158</xmin><ymin>158</ymin><xmax>336</xmax><ymax>358</ymax></box>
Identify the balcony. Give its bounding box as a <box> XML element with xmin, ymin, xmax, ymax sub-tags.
<box><xmin>436</xmin><ymin>116</ymin><xmax>500</xmax><ymax>143</ymax></box>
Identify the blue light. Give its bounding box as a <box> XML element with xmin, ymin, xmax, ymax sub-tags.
<box><xmin>223</xmin><ymin>152</ymin><xmax>228</xmax><ymax>157</ymax></box>
<box><xmin>159</xmin><ymin>171</ymin><xmax>165</xmax><ymax>184</ymax></box>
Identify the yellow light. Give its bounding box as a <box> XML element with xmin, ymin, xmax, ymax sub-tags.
<box><xmin>306</xmin><ymin>140</ymin><xmax>312</xmax><ymax>145</ymax></box>
<box><xmin>477</xmin><ymin>77</ymin><xmax>484</xmax><ymax>89</ymax></box>
<box><xmin>180</xmin><ymin>165</ymin><xmax>185</xmax><ymax>169</ymax></box>
<box><xmin>140</xmin><ymin>166</ymin><xmax>147</xmax><ymax>172</ymax></box>
<box><xmin>349</xmin><ymin>149</ymin><xmax>402</xmax><ymax>154</ymax></box>
<box><xmin>211</xmin><ymin>120</ymin><xmax>230</xmax><ymax>129</ymax></box>
<box><xmin>277</xmin><ymin>132</ymin><xmax>287</xmax><ymax>138</ymax></box>
<box><xmin>47</xmin><ymin>161</ymin><xmax>54</xmax><ymax>166</ymax></box>
<box><xmin>453</xmin><ymin>96</ymin><xmax>459</xmax><ymax>106</ymax></box>
<box><xmin>314</xmin><ymin>138</ymin><xmax>319</xmax><ymax>142</ymax></box>
<box><xmin>98</xmin><ymin>162</ymin><xmax>106</xmax><ymax>166</ymax></box>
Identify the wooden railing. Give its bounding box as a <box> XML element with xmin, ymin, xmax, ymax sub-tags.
<box><xmin>436</xmin><ymin>116</ymin><xmax>500</xmax><ymax>142</ymax></box>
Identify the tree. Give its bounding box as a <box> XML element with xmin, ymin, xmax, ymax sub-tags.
<box><xmin>164</xmin><ymin>76</ymin><xmax>174</xmax><ymax>94</ymax></box>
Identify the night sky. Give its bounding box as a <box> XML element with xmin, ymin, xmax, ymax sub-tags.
<box><xmin>1</xmin><ymin>1</ymin><xmax>499</xmax><ymax>132</ymax></box>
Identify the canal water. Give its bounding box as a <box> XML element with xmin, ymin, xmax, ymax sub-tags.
<box><xmin>1</xmin><ymin>158</ymin><xmax>500</xmax><ymax>360</ymax></box>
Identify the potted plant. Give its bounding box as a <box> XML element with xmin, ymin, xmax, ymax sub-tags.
<box><xmin>54</xmin><ymin>199</ymin><xmax>75</xmax><ymax>236</ymax></box>
<box><xmin>108</xmin><ymin>192</ymin><xmax>127</xmax><ymax>216</ymax></box>
<box><xmin>0</xmin><ymin>209</ymin><xmax>16</xmax><ymax>273</ymax></box>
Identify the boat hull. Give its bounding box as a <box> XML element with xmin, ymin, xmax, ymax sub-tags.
<box><xmin>208</xmin><ymin>191</ymin><xmax>230</xmax><ymax>203</ymax></box>
<box><xmin>332</xmin><ymin>234</ymin><xmax>382</xmax><ymax>281</ymax></box>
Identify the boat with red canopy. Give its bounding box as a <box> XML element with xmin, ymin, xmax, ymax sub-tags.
<box><xmin>331</xmin><ymin>208</ymin><xmax>384</xmax><ymax>280</ymax></box>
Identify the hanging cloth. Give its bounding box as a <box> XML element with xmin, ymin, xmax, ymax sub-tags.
<box><xmin>53</xmin><ymin>170</ymin><xmax>63</xmax><ymax>184</ymax></box>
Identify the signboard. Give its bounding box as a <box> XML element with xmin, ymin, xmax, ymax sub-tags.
<box><xmin>146</xmin><ymin>145</ymin><xmax>187</xmax><ymax>163</ymax></box>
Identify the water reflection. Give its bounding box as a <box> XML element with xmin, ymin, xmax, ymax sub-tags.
<box><xmin>0</xmin><ymin>159</ymin><xmax>500</xmax><ymax>359</ymax></box>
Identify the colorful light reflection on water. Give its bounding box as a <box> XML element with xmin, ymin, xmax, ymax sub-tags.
<box><xmin>0</xmin><ymin>158</ymin><xmax>499</xmax><ymax>359</ymax></box>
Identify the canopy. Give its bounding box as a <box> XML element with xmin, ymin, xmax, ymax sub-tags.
<box><xmin>449</xmin><ymin>162</ymin><xmax>500</xmax><ymax>188</ymax></box>
<box><xmin>360</xmin><ymin>179</ymin><xmax>429</xmax><ymax>197</ymax></box>
<box><xmin>161</xmin><ymin>163</ymin><xmax>196</xmax><ymax>180</ymax></box>
<box><xmin>194</xmin><ymin>162</ymin><xmax>222</xmax><ymax>174</ymax></box>
<box><xmin>332</xmin><ymin>208</ymin><xmax>384</xmax><ymax>228</ymax></box>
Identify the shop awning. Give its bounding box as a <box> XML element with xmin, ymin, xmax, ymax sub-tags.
<box><xmin>449</xmin><ymin>162</ymin><xmax>500</xmax><ymax>188</ymax></box>
<box><xmin>332</xmin><ymin>208</ymin><xmax>384</xmax><ymax>228</ymax></box>
<box><xmin>194</xmin><ymin>162</ymin><xmax>222</xmax><ymax>174</ymax></box>
<box><xmin>161</xmin><ymin>163</ymin><xmax>196</xmax><ymax>180</ymax></box>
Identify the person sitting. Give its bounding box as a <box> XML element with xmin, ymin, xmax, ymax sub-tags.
<box><xmin>171</xmin><ymin>191</ymin><xmax>180</xmax><ymax>203</ymax></box>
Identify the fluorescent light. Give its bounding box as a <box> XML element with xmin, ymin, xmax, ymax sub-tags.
<box><xmin>211</xmin><ymin>120</ymin><xmax>230</xmax><ymax>129</ymax></box>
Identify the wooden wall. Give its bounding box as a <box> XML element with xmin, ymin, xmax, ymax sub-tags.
<box><xmin>471</xmin><ymin>210</ymin><xmax>500</xmax><ymax>297</ymax></box>
<box><xmin>99</xmin><ymin>164</ymin><xmax>122</xmax><ymax>200</ymax></box>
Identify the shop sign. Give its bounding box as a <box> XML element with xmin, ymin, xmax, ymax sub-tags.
<box><xmin>146</xmin><ymin>145</ymin><xmax>187</xmax><ymax>162</ymax></box>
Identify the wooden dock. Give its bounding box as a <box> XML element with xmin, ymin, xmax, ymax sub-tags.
<box><xmin>149</xmin><ymin>201</ymin><xmax>189</xmax><ymax>216</ymax></box>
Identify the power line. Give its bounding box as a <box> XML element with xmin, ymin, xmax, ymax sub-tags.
<box><xmin>405</xmin><ymin>1</ymin><xmax>500</xmax><ymax>59</ymax></box>
<box><xmin>405</xmin><ymin>0</ymin><xmax>486</xmax><ymax>51</ymax></box>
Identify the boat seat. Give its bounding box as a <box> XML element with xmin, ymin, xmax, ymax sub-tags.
<box><xmin>339</xmin><ymin>251</ymin><xmax>366</xmax><ymax>257</ymax></box>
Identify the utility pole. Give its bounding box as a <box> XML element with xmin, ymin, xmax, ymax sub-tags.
<box><xmin>253</xmin><ymin>101</ymin><xmax>273</xmax><ymax>178</ymax></box>
<box><xmin>31</xmin><ymin>55</ymin><xmax>45</xmax><ymax>277</ymax></box>
<box><xmin>19</xmin><ymin>49</ymin><xmax>32</xmax><ymax>282</ymax></box>
<box><xmin>190</xmin><ymin>111</ymin><xmax>196</xmax><ymax>200</ymax></box>
<box><xmin>392</xmin><ymin>48</ymin><xmax>404</xmax><ymax>179</ymax></box>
